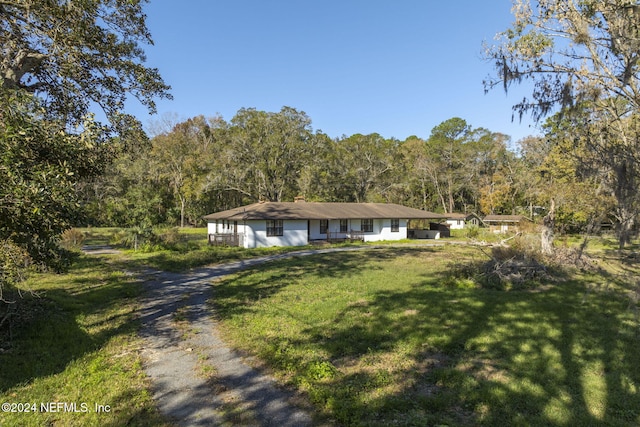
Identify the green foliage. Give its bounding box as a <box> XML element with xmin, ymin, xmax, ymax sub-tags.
<box><xmin>485</xmin><ymin>0</ymin><xmax>640</xmax><ymax>247</ymax></box>
<box><xmin>149</xmin><ymin>116</ymin><xmax>221</xmax><ymax>227</ymax></box>
<box><xmin>0</xmin><ymin>91</ymin><xmax>108</xmax><ymax>281</ymax></box>
<box><xmin>1</xmin><ymin>0</ymin><xmax>171</xmax><ymax>290</ymax></box>
<box><xmin>0</xmin><ymin>0</ymin><xmax>171</xmax><ymax>126</ymax></box>
<box><xmin>465</xmin><ymin>225</ymin><xmax>481</xmax><ymax>239</ymax></box>
<box><xmin>109</xmin><ymin>227</ymin><xmax>155</xmax><ymax>251</ymax></box>
<box><xmin>109</xmin><ymin>226</ymin><xmax>206</xmax><ymax>254</ymax></box>
<box><xmin>59</xmin><ymin>228</ymin><xmax>86</xmax><ymax>251</ymax></box>
<box><xmin>81</xmin><ymin>108</ymin><xmax>623</xmax><ymax>245</ymax></box>
<box><xmin>0</xmin><ymin>241</ymin><xmax>31</xmax><ymax>294</ymax></box>
<box><xmin>222</xmin><ymin>107</ymin><xmax>320</xmax><ymax>202</ymax></box>
<box><xmin>303</xmin><ymin>360</ymin><xmax>339</xmax><ymax>382</ymax></box>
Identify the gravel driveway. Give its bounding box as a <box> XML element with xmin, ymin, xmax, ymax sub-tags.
<box><xmin>137</xmin><ymin>247</ymin><xmax>370</xmax><ymax>426</ymax></box>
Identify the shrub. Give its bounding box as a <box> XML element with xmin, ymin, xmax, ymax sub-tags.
<box><xmin>109</xmin><ymin>227</ymin><xmax>189</xmax><ymax>252</ymax></box>
<box><xmin>154</xmin><ymin>227</ymin><xmax>185</xmax><ymax>250</ymax></box>
<box><xmin>60</xmin><ymin>228</ymin><xmax>85</xmax><ymax>251</ymax></box>
<box><xmin>109</xmin><ymin>227</ymin><xmax>154</xmax><ymax>250</ymax></box>
<box><xmin>465</xmin><ymin>225</ymin><xmax>480</xmax><ymax>239</ymax></box>
<box><xmin>0</xmin><ymin>240</ymin><xmax>31</xmax><ymax>290</ymax></box>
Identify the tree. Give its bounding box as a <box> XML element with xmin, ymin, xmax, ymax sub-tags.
<box><xmin>426</xmin><ymin>118</ymin><xmax>470</xmax><ymax>213</ymax></box>
<box><xmin>336</xmin><ymin>133</ymin><xmax>399</xmax><ymax>203</ymax></box>
<box><xmin>400</xmin><ymin>136</ymin><xmax>437</xmax><ymax>210</ymax></box>
<box><xmin>296</xmin><ymin>133</ymin><xmax>350</xmax><ymax>202</ymax></box>
<box><xmin>1</xmin><ymin>91</ymin><xmax>107</xmax><ymax>279</ymax></box>
<box><xmin>0</xmin><ymin>0</ymin><xmax>169</xmax><ymax>303</ymax></box>
<box><xmin>538</xmin><ymin>112</ymin><xmax>617</xmax><ymax>233</ymax></box>
<box><xmin>220</xmin><ymin>107</ymin><xmax>318</xmax><ymax>202</ymax></box>
<box><xmin>484</xmin><ymin>0</ymin><xmax>640</xmax><ymax>248</ymax></box>
<box><xmin>466</xmin><ymin>129</ymin><xmax>516</xmax><ymax>214</ymax></box>
<box><xmin>0</xmin><ymin>0</ymin><xmax>171</xmax><ymax>126</ymax></box>
<box><xmin>80</xmin><ymin>135</ymin><xmax>175</xmax><ymax>228</ymax></box>
<box><xmin>516</xmin><ymin>113</ymin><xmax>615</xmax><ymax>252</ymax></box>
<box><xmin>150</xmin><ymin>116</ymin><xmax>219</xmax><ymax>227</ymax></box>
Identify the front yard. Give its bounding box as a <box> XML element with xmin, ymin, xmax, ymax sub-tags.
<box><xmin>211</xmin><ymin>245</ymin><xmax>640</xmax><ymax>426</ymax></box>
<box><xmin>1</xmin><ymin>230</ymin><xmax>639</xmax><ymax>426</ymax></box>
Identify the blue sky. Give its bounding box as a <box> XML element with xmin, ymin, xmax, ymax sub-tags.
<box><xmin>131</xmin><ymin>1</ymin><xmax>540</xmax><ymax>143</ymax></box>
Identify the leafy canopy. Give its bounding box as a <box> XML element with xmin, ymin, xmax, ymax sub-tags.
<box><xmin>0</xmin><ymin>91</ymin><xmax>108</xmax><ymax>272</ymax></box>
<box><xmin>0</xmin><ymin>0</ymin><xmax>171</xmax><ymax>127</ymax></box>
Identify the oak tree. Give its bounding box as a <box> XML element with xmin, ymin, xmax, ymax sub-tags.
<box><xmin>1</xmin><ymin>0</ymin><xmax>171</xmax><ymax>126</ymax></box>
<box><xmin>485</xmin><ymin>0</ymin><xmax>640</xmax><ymax>248</ymax></box>
<box><xmin>0</xmin><ymin>0</ymin><xmax>170</xmax><ymax>301</ymax></box>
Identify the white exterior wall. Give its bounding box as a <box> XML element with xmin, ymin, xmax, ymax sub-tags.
<box><xmin>327</xmin><ymin>219</ymin><xmax>347</xmax><ymax>237</ymax></box>
<box><xmin>208</xmin><ymin>219</ymin><xmax>237</xmax><ymax>235</ymax></box>
<box><xmin>362</xmin><ymin>219</ymin><xmax>407</xmax><ymax>242</ymax></box>
<box><xmin>309</xmin><ymin>219</ymin><xmax>323</xmax><ymax>240</ymax></box>
<box><xmin>243</xmin><ymin>220</ymin><xmax>308</xmax><ymax>248</ymax></box>
<box><xmin>446</xmin><ymin>219</ymin><xmax>465</xmax><ymax>230</ymax></box>
<box><xmin>309</xmin><ymin>219</ymin><xmax>351</xmax><ymax>240</ymax></box>
<box><xmin>209</xmin><ymin>218</ymin><xmax>411</xmax><ymax>247</ymax></box>
<box><xmin>312</xmin><ymin>218</ymin><xmax>408</xmax><ymax>242</ymax></box>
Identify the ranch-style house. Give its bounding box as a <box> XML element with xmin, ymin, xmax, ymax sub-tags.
<box><xmin>204</xmin><ymin>200</ymin><xmax>445</xmax><ymax>248</ymax></box>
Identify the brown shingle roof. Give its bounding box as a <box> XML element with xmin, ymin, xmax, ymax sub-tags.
<box><xmin>203</xmin><ymin>202</ymin><xmax>445</xmax><ymax>221</ymax></box>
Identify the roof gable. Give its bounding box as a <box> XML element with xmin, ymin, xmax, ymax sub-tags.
<box><xmin>446</xmin><ymin>212</ymin><xmax>482</xmax><ymax>221</ymax></box>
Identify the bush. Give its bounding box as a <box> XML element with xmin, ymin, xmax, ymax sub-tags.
<box><xmin>465</xmin><ymin>225</ymin><xmax>480</xmax><ymax>239</ymax></box>
<box><xmin>0</xmin><ymin>240</ymin><xmax>31</xmax><ymax>291</ymax></box>
<box><xmin>60</xmin><ymin>228</ymin><xmax>85</xmax><ymax>251</ymax></box>
<box><xmin>0</xmin><ymin>240</ymin><xmax>33</xmax><ymax>332</ymax></box>
<box><xmin>109</xmin><ymin>227</ymin><xmax>189</xmax><ymax>252</ymax></box>
<box><xmin>109</xmin><ymin>227</ymin><xmax>154</xmax><ymax>250</ymax></box>
<box><xmin>154</xmin><ymin>227</ymin><xmax>185</xmax><ymax>250</ymax></box>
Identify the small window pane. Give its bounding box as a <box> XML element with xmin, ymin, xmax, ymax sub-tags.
<box><xmin>267</xmin><ymin>220</ymin><xmax>283</xmax><ymax>236</ymax></box>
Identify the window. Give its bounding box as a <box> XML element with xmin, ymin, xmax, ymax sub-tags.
<box><xmin>361</xmin><ymin>219</ymin><xmax>373</xmax><ymax>232</ymax></box>
<box><xmin>320</xmin><ymin>219</ymin><xmax>328</xmax><ymax>234</ymax></box>
<box><xmin>339</xmin><ymin>219</ymin><xmax>348</xmax><ymax>233</ymax></box>
<box><xmin>266</xmin><ymin>219</ymin><xmax>283</xmax><ymax>236</ymax></box>
<box><xmin>391</xmin><ymin>219</ymin><xmax>399</xmax><ymax>232</ymax></box>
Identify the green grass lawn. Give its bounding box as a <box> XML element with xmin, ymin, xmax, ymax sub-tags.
<box><xmin>211</xmin><ymin>245</ymin><xmax>640</xmax><ymax>426</ymax></box>
<box><xmin>81</xmin><ymin>226</ymin><xmax>333</xmax><ymax>272</ymax></box>
<box><xmin>0</xmin><ymin>255</ymin><xmax>169</xmax><ymax>427</ymax></box>
<box><xmin>2</xmin><ymin>230</ymin><xmax>639</xmax><ymax>426</ymax></box>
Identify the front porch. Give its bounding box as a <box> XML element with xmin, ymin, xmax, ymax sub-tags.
<box><xmin>208</xmin><ymin>233</ymin><xmax>244</xmax><ymax>247</ymax></box>
<box><xmin>325</xmin><ymin>230</ymin><xmax>365</xmax><ymax>243</ymax></box>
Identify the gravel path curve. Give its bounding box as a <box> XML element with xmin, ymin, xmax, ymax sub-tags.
<box><xmin>137</xmin><ymin>247</ymin><xmax>371</xmax><ymax>426</ymax></box>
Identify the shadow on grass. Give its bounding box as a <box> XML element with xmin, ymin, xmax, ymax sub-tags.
<box><xmin>121</xmin><ymin>244</ymin><xmax>337</xmax><ymax>273</ymax></box>
<box><xmin>323</xmin><ymin>280</ymin><xmax>638</xmax><ymax>424</ymax></box>
<box><xmin>213</xmin><ymin>247</ymin><xmax>640</xmax><ymax>426</ymax></box>
<box><xmin>0</xmin><ymin>256</ymin><xmax>142</xmax><ymax>393</ymax></box>
<box><xmin>213</xmin><ymin>248</ymin><xmax>429</xmax><ymax>320</ymax></box>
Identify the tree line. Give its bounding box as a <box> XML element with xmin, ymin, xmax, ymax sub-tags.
<box><xmin>78</xmin><ymin>107</ymin><xmax>617</xmax><ymax>237</ymax></box>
